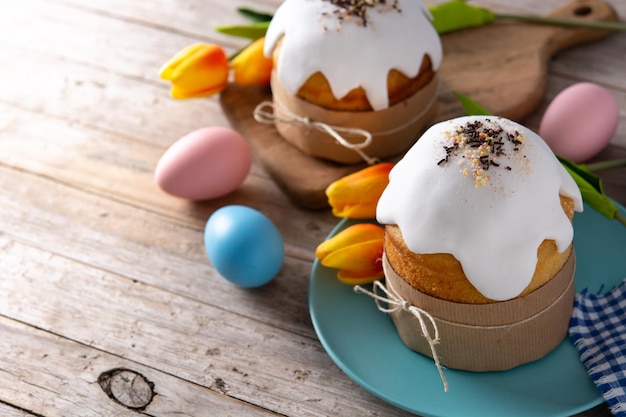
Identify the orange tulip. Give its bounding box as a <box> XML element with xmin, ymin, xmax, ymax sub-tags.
<box><xmin>230</xmin><ymin>37</ymin><xmax>273</xmax><ymax>86</ymax></box>
<box><xmin>159</xmin><ymin>43</ymin><xmax>229</xmax><ymax>99</ymax></box>
<box><xmin>315</xmin><ymin>223</ymin><xmax>385</xmax><ymax>285</ymax></box>
<box><xmin>326</xmin><ymin>163</ymin><xmax>394</xmax><ymax>219</ymax></box>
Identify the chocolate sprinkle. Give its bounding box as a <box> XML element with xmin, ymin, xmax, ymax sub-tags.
<box><xmin>321</xmin><ymin>0</ymin><xmax>401</xmax><ymax>27</ymax></box>
<box><xmin>437</xmin><ymin>119</ymin><xmax>526</xmax><ymax>186</ymax></box>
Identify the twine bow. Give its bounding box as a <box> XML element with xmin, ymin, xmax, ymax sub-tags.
<box><xmin>253</xmin><ymin>100</ymin><xmax>379</xmax><ymax>165</ymax></box>
<box><xmin>354</xmin><ymin>279</ymin><xmax>449</xmax><ymax>391</ymax></box>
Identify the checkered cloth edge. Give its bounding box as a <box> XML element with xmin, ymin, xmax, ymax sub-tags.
<box><xmin>570</xmin><ymin>278</ymin><xmax>626</xmax><ymax>417</ymax></box>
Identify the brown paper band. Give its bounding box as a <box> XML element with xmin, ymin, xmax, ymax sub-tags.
<box><xmin>385</xmin><ymin>252</ymin><xmax>576</xmax><ymax>326</ymax></box>
<box><xmin>269</xmin><ymin>73</ymin><xmax>439</xmax><ymax>164</ymax></box>
<box><xmin>253</xmin><ymin>100</ymin><xmax>380</xmax><ymax>165</ymax></box>
<box><xmin>381</xmin><ymin>252</ymin><xmax>576</xmax><ymax>372</ymax></box>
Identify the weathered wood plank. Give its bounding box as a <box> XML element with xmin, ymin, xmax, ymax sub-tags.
<box><xmin>0</xmin><ymin>1</ymin><xmax>623</xmax><ymax>416</ymax></box>
<box><xmin>0</xmin><ymin>102</ymin><xmax>337</xmax><ymax>254</ymax></box>
<box><xmin>0</xmin><ymin>403</ymin><xmax>39</xmax><ymax>417</ymax></box>
<box><xmin>549</xmin><ymin>31</ymin><xmax>626</xmax><ymax>89</ymax></box>
<box><xmin>0</xmin><ymin>49</ymin><xmax>224</xmax><ymax>149</ymax></box>
<box><xmin>0</xmin><ymin>235</ymin><xmax>415</xmax><ymax>417</ymax></box>
<box><xmin>0</xmin><ymin>164</ymin><xmax>328</xmax><ymax>337</ymax></box>
<box><xmin>0</xmin><ymin>316</ymin><xmax>277</xmax><ymax>417</ymax></box>
<box><xmin>1</xmin><ymin>0</ymin><xmax>250</xmax><ymax>77</ymax></box>
<box><xmin>53</xmin><ymin>0</ymin><xmax>281</xmax><ymax>48</ymax></box>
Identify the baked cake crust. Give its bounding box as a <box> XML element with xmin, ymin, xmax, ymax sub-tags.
<box><xmin>271</xmin><ymin>38</ymin><xmax>436</xmax><ymax>111</ymax></box>
<box><xmin>385</xmin><ymin>196</ymin><xmax>576</xmax><ymax>304</ymax></box>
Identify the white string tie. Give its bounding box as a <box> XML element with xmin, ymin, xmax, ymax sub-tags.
<box><xmin>253</xmin><ymin>100</ymin><xmax>380</xmax><ymax>165</ymax></box>
<box><xmin>354</xmin><ymin>279</ymin><xmax>449</xmax><ymax>391</ymax></box>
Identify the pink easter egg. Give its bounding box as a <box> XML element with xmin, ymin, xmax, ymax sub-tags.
<box><xmin>539</xmin><ymin>82</ymin><xmax>619</xmax><ymax>163</ymax></box>
<box><xmin>155</xmin><ymin>127</ymin><xmax>252</xmax><ymax>200</ymax></box>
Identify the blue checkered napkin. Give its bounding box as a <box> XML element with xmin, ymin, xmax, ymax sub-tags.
<box><xmin>570</xmin><ymin>278</ymin><xmax>626</xmax><ymax>417</ymax></box>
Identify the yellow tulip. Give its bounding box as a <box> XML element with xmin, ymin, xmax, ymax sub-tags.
<box><xmin>230</xmin><ymin>37</ymin><xmax>273</xmax><ymax>86</ymax></box>
<box><xmin>316</xmin><ymin>223</ymin><xmax>385</xmax><ymax>285</ymax></box>
<box><xmin>326</xmin><ymin>163</ymin><xmax>394</xmax><ymax>219</ymax></box>
<box><xmin>159</xmin><ymin>43</ymin><xmax>229</xmax><ymax>99</ymax></box>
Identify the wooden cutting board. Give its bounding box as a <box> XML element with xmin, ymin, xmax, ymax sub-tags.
<box><xmin>221</xmin><ymin>0</ymin><xmax>617</xmax><ymax>209</ymax></box>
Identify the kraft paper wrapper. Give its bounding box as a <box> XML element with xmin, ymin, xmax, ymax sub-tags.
<box><xmin>271</xmin><ymin>73</ymin><xmax>439</xmax><ymax>164</ymax></box>
<box><xmin>383</xmin><ymin>251</ymin><xmax>576</xmax><ymax>372</ymax></box>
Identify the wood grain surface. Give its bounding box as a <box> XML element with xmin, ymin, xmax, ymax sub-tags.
<box><xmin>0</xmin><ymin>0</ymin><xmax>624</xmax><ymax>416</ymax></box>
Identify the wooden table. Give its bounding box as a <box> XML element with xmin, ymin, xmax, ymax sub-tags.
<box><xmin>0</xmin><ymin>0</ymin><xmax>624</xmax><ymax>416</ymax></box>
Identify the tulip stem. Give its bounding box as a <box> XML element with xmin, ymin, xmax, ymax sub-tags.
<box><xmin>586</xmin><ymin>158</ymin><xmax>626</xmax><ymax>172</ymax></box>
<box><xmin>495</xmin><ymin>13</ymin><xmax>626</xmax><ymax>31</ymax></box>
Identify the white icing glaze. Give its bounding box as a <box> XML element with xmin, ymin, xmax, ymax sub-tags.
<box><xmin>376</xmin><ymin>116</ymin><xmax>583</xmax><ymax>301</ymax></box>
<box><xmin>264</xmin><ymin>0</ymin><xmax>442</xmax><ymax>111</ymax></box>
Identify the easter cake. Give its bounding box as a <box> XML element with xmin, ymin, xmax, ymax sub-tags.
<box><xmin>376</xmin><ymin>115</ymin><xmax>583</xmax><ymax>371</ymax></box>
<box><xmin>263</xmin><ymin>0</ymin><xmax>442</xmax><ymax>164</ymax></box>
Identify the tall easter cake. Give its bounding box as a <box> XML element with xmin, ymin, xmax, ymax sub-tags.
<box><xmin>263</xmin><ymin>0</ymin><xmax>443</xmax><ymax>164</ymax></box>
<box><xmin>376</xmin><ymin>115</ymin><xmax>583</xmax><ymax>371</ymax></box>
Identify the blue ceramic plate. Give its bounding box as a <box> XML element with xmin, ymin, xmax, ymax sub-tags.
<box><xmin>310</xmin><ymin>202</ymin><xmax>626</xmax><ymax>417</ymax></box>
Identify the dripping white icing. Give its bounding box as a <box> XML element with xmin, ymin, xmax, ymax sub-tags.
<box><xmin>263</xmin><ymin>0</ymin><xmax>442</xmax><ymax>111</ymax></box>
<box><xmin>376</xmin><ymin>116</ymin><xmax>583</xmax><ymax>301</ymax></box>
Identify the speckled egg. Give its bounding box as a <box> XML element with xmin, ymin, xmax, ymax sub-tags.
<box><xmin>539</xmin><ymin>83</ymin><xmax>619</xmax><ymax>163</ymax></box>
<box><xmin>155</xmin><ymin>126</ymin><xmax>252</xmax><ymax>200</ymax></box>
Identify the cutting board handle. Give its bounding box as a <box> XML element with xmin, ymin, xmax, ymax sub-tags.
<box><xmin>541</xmin><ymin>0</ymin><xmax>618</xmax><ymax>54</ymax></box>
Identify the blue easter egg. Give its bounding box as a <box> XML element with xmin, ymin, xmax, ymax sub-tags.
<box><xmin>204</xmin><ymin>205</ymin><xmax>284</xmax><ymax>287</ymax></box>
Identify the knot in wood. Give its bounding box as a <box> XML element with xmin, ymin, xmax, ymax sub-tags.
<box><xmin>98</xmin><ymin>368</ymin><xmax>155</xmax><ymax>410</ymax></box>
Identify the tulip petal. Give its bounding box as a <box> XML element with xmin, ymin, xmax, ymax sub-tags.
<box><xmin>326</xmin><ymin>163</ymin><xmax>394</xmax><ymax>219</ymax></box>
<box><xmin>159</xmin><ymin>43</ymin><xmax>207</xmax><ymax>81</ymax></box>
<box><xmin>327</xmin><ymin>163</ymin><xmax>394</xmax><ymax>201</ymax></box>
<box><xmin>231</xmin><ymin>37</ymin><xmax>273</xmax><ymax>86</ymax></box>
<box><xmin>331</xmin><ymin>202</ymin><xmax>380</xmax><ymax>219</ymax></box>
<box><xmin>171</xmin><ymin>82</ymin><xmax>228</xmax><ymax>99</ymax></box>
<box><xmin>159</xmin><ymin>43</ymin><xmax>229</xmax><ymax>99</ymax></box>
<box><xmin>320</xmin><ymin>239</ymin><xmax>383</xmax><ymax>274</ymax></box>
<box><xmin>315</xmin><ymin>223</ymin><xmax>384</xmax><ymax>260</ymax></box>
<box><xmin>337</xmin><ymin>271</ymin><xmax>384</xmax><ymax>285</ymax></box>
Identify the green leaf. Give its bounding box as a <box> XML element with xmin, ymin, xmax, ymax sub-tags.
<box><xmin>453</xmin><ymin>92</ymin><xmax>491</xmax><ymax>115</ymax></box>
<box><xmin>237</xmin><ymin>7</ymin><xmax>274</xmax><ymax>23</ymax></box>
<box><xmin>215</xmin><ymin>22</ymin><xmax>269</xmax><ymax>40</ymax></box>
<box><xmin>429</xmin><ymin>0</ymin><xmax>496</xmax><ymax>35</ymax></box>
<box><xmin>557</xmin><ymin>158</ymin><xmax>619</xmax><ymax>220</ymax></box>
